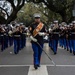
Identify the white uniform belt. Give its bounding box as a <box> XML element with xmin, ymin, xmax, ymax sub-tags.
<box><xmin>14</xmin><ymin>35</ymin><xmax>20</xmax><ymax>37</ymax></box>
<box><xmin>23</xmin><ymin>33</ymin><xmax>26</xmax><ymax>35</ymax></box>
<box><xmin>4</xmin><ymin>34</ymin><xmax>8</xmax><ymax>36</ymax></box>
<box><xmin>53</xmin><ymin>32</ymin><xmax>59</xmax><ymax>34</ymax></box>
<box><xmin>72</xmin><ymin>32</ymin><xmax>75</xmax><ymax>34</ymax></box>
<box><xmin>0</xmin><ymin>35</ymin><xmax>4</xmax><ymax>36</ymax></box>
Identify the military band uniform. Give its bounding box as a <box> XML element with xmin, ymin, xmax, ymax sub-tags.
<box><xmin>29</xmin><ymin>13</ymin><xmax>46</xmax><ymax>69</ymax></box>
<box><xmin>51</xmin><ymin>28</ymin><xmax>61</xmax><ymax>54</ymax></box>
<box><xmin>29</xmin><ymin>22</ymin><xmax>46</xmax><ymax>69</ymax></box>
<box><xmin>13</xmin><ymin>26</ymin><xmax>22</xmax><ymax>54</ymax></box>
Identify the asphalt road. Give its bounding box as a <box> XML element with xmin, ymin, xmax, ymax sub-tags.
<box><xmin>0</xmin><ymin>38</ymin><xmax>75</xmax><ymax>75</ymax></box>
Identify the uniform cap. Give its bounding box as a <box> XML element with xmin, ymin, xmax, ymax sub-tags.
<box><xmin>69</xmin><ymin>23</ymin><xmax>73</xmax><ymax>26</ymax></box>
<box><xmin>34</xmin><ymin>13</ymin><xmax>41</xmax><ymax>18</ymax></box>
<box><xmin>54</xmin><ymin>20</ymin><xmax>58</xmax><ymax>23</ymax></box>
<box><xmin>20</xmin><ymin>23</ymin><xmax>23</xmax><ymax>25</ymax></box>
<box><xmin>72</xmin><ymin>21</ymin><xmax>75</xmax><ymax>24</ymax></box>
<box><xmin>16</xmin><ymin>24</ymin><xmax>19</xmax><ymax>26</ymax></box>
<box><xmin>64</xmin><ymin>25</ymin><xmax>67</xmax><ymax>26</ymax></box>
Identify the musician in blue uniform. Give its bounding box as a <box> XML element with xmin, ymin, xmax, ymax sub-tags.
<box><xmin>4</xmin><ymin>27</ymin><xmax>9</xmax><ymax>49</ymax></box>
<box><xmin>51</xmin><ymin>21</ymin><xmax>61</xmax><ymax>54</ymax></box>
<box><xmin>48</xmin><ymin>25</ymin><xmax>54</xmax><ymax>50</ymax></box>
<box><xmin>48</xmin><ymin>27</ymin><xmax>53</xmax><ymax>48</ymax></box>
<box><xmin>8</xmin><ymin>27</ymin><xmax>13</xmax><ymax>47</ymax></box>
<box><xmin>68</xmin><ymin>24</ymin><xmax>73</xmax><ymax>53</ymax></box>
<box><xmin>13</xmin><ymin>25</ymin><xmax>22</xmax><ymax>54</ymax></box>
<box><xmin>29</xmin><ymin>13</ymin><xmax>46</xmax><ymax>69</ymax></box>
<box><xmin>19</xmin><ymin>24</ymin><xmax>26</xmax><ymax>49</ymax></box>
<box><xmin>59</xmin><ymin>26</ymin><xmax>64</xmax><ymax>48</ymax></box>
<box><xmin>22</xmin><ymin>27</ymin><xmax>27</xmax><ymax>47</ymax></box>
<box><xmin>71</xmin><ymin>21</ymin><xmax>75</xmax><ymax>55</ymax></box>
<box><xmin>0</xmin><ymin>26</ymin><xmax>5</xmax><ymax>51</ymax></box>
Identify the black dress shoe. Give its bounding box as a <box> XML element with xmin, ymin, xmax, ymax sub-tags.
<box><xmin>70</xmin><ymin>50</ymin><xmax>72</xmax><ymax>53</ymax></box>
<box><xmin>73</xmin><ymin>51</ymin><xmax>75</xmax><ymax>55</ymax></box>
<box><xmin>54</xmin><ymin>52</ymin><xmax>57</xmax><ymax>55</ymax></box>
<box><xmin>37</xmin><ymin>65</ymin><xmax>40</xmax><ymax>67</ymax></box>
<box><xmin>62</xmin><ymin>46</ymin><xmax>63</xmax><ymax>48</ymax></box>
<box><xmin>34</xmin><ymin>65</ymin><xmax>38</xmax><ymax>70</ymax></box>
<box><xmin>67</xmin><ymin>49</ymin><xmax>69</xmax><ymax>51</ymax></box>
<box><xmin>64</xmin><ymin>48</ymin><xmax>66</xmax><ymax>49</ymax></box>
<box><xmin>14</xmin><ymin>52</ymin><xmax>18</xmax><ymax>54</ymax></box>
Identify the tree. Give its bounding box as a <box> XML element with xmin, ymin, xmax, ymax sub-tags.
<box><xmin>35</xmin><ymin>3</ymin><xmax>62</xmax><ymax>24</ymax></box>
<box><xmin>0</xmin><ymin>0</ymin><xmax>25</xmax><ymax>24</ymax></box>
<box><xmin>26</xmin><ymin>0</ymin><xmax>75</xmax><ymax>23</ymax></box>
<box><xmin>17</xmin><ymin>2</ymin><xmax>48</xmax><ymax>27</ymax></box>
<box><xmin>0</xmin><ymin>0</ymin><xmax>74</xmax><ymax>24</ymax></box>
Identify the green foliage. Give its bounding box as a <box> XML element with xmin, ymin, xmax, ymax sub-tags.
<box><xmin>17</xmin><ymin>2</ymin><xmax>62</xmax><ymax>27</ymax></box>
<box><xmin>26</xmin><ymin>0</ymin><xmax>75</xmax><ymax>22</ymax></box>
<box><xmin>17</xmin><ymin>2</ymin><xmax>48</xmax><ymax>26</ymax></box>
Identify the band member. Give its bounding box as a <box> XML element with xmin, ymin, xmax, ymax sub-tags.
<box><xmin>8</xmin><ymin>26</ymin><xmax>13</xmax><ymax>47</ymax></box>
<box><xmin>0</xmin><ymin>26</ymin><xmax>5</xmax><ymax>51</ymax></box>
<box><xmin>59</xmin><ymin>26</ymin><xmax>64</xmax><ymax>48</ymax></box>
<box><xmin>12</xmin><ymin>25</ymin><xmax>22</xmax><ymax>54</ymax></box>
<box><xmin>19</xmin><ymin>23</ymin><xmax>26</xmax><ymax>49</ymax></box>
<box><xmin>61</xmin><ymin>25</ymin><xmax>67</xmax><ymax>50</ymax></box>
<box><xmin>68</xmin><ymin>24</ymin><xmax>73</xmax><ymax>53</ymax></box>
<box><xmin>22</xmin><ymin>26</ymin><xmax>27</xmax><ymax>47</ymax></box>
<box><xmin>4</xmin><ymin>26</ymin><xmax>9</xmax><ymax>49</ymax></box>
<box><xmin>51</xmin><ymin>20</ymin><xmax>61</xmax><ymax>54</ymax></box>
<box><xmin>29</xmin><ymin>13</ymin><xmax>46</xmax><ymax>69</ymax></box>
<box><xmin>71</xmin><ymin>21</ymin><xmax>75</xmax><ymax>55</ymax></box>
<box><xmin>48</xmin><ymin>26</ymin><xmax>53</xmax><ymax>48</ymax></box>
<box><xmin>65</xmin><ymin>25</ymin><xmax>69</xmax><ymax>51</ymax></box>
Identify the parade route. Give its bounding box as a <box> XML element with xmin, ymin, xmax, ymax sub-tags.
<box><xmin>0</xmin><ymin>0</ymin><xmax>75</xmax><ymax>75</ymax></box>
<box><xmin>28</xmin><ymin>65</ymin><xmax>48</xmax><ymax>75</ymax></box>
<box><xmin>1</xmin><ymin>65</ymin><xmax>75</xmax><ymax>75</ymax></box>
<box><xmin>0</xmin><ymin>39</ymin><xmax>75</xmax><ymax>75</ymax></box>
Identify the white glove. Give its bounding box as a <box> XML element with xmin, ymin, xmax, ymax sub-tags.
<box><xmin>49</xmin><ymin>28</ymin><xmax>52</xmax><ymax>33</ymax></box>
<box><xmin>8</xmin><ymin>31</ymin><xmax>12</xmax><ymax>35</ymax></box>
<box><xmin>30</xmin><ymin>36</ymin><xmax>37</xmax><ymax>42</ymax></box>
<box><xmin>38</xmin><ymin>32</ymin><xmax>46</xmax><ymax>36</ymax></box>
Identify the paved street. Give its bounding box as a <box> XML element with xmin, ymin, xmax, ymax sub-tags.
<box><xmin>0</xmin><ymin>38</ymin><xmax>75</xmax><ymax>75</ymax></box>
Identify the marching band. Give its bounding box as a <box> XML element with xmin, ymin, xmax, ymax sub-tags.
<box><xmin>0</xmin><ymin>13</ymin><xmax>75</xmax><ymax>69</ymax></box>
<box><xmin>0</xmin><ymin>23</ymin><xmax>27</xmax><ymax>54</ymax></box>
<box><xmin>48</xmin><ymin>20</ymin><xmax>75</xmax><ymax>55</ymax></box>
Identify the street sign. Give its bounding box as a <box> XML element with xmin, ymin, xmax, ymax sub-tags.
<box><xmin>73</xmin><ymin>10</ymin><xmax>75</xmax><ymax>17</ymax></box>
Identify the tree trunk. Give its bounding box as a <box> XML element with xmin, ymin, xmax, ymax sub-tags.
<box><xmin>6</xmin><ymin>11</ymin><xmax>17</xmax><ymax>25</ymax></box>
<box><xmin>0</xmin><ymin>16</ymin><xmax>6</xmax><ymax>24</ymax></box>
